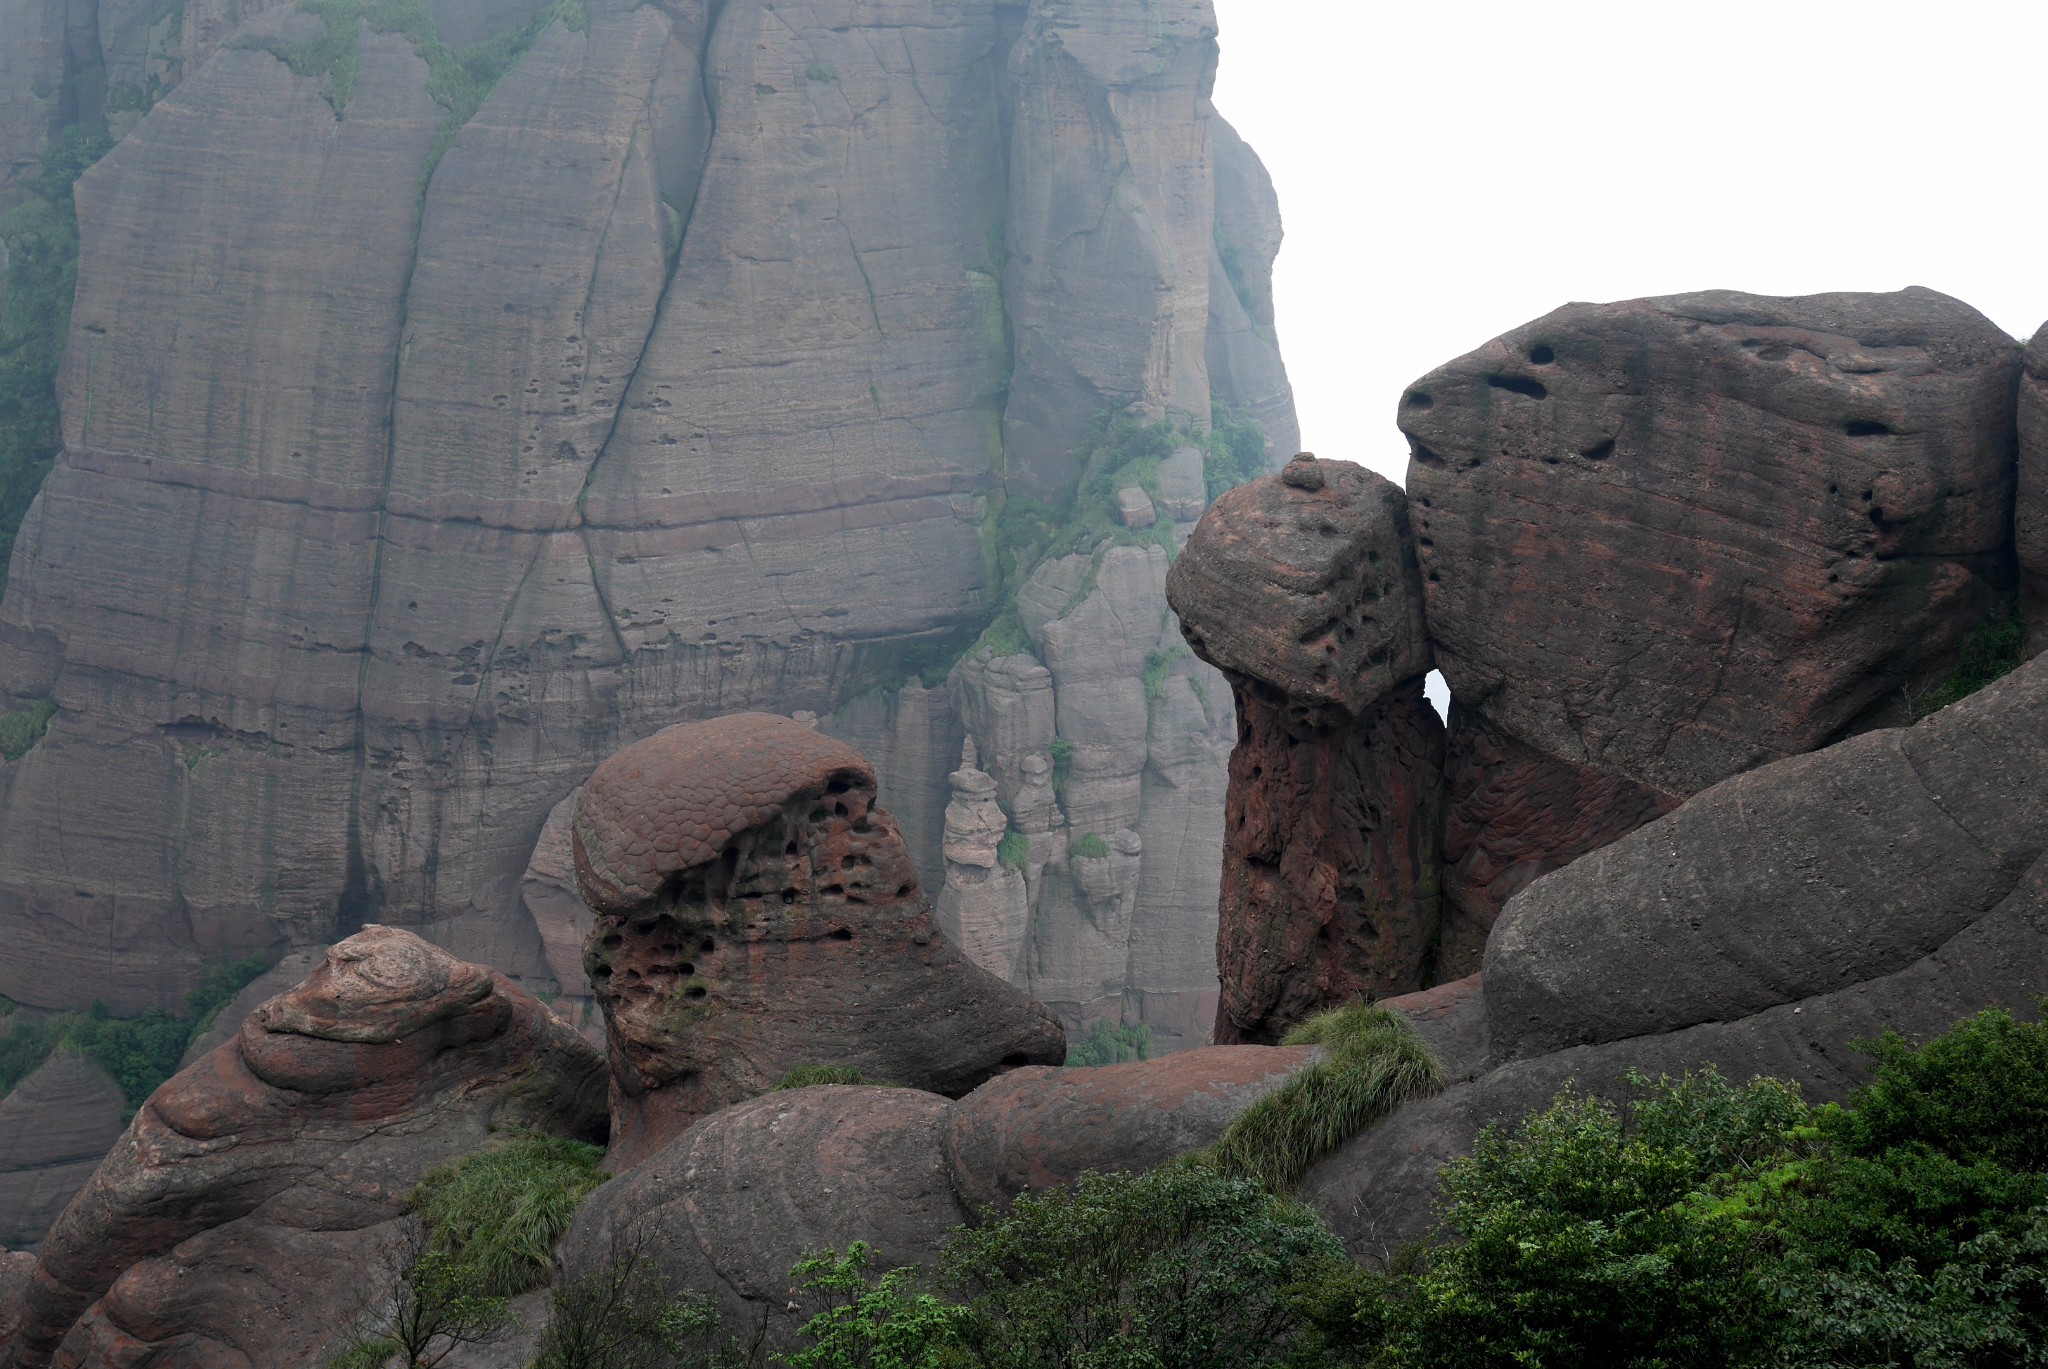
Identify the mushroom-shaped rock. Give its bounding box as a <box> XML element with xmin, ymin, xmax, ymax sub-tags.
<box><xmin>558</xmin><ymin>1087</ymin><xmax>969</xmax><ymax>1354</ymax></box>
<box><xmin>2019</xmin><ymin>321</ymin><xmax>2048</xmax><ymax>657</ymax></box>
<box><xmin>1167</xmin><ymin>454</ymin><xmax>1429</xmax><ymax>727</ymax></box>
<box><xmin>571</xmin><ymin>714</ymin><xmax>1066</xmax><ymax>1165</ymax></box>
<box><xmin>1167</xmin><ymin>459</ymin><xmax>1444</xmax><ymax>1043</ymax></box>
<box><xmin>1404</xmin><ymin>287</ymin><xmax>2020</xmax><ymax>799</ymax></box>
<box><xmin>4</xmin><ymin>927</ymin><xmax>606</xmax><ymax>1369</ymax></box>
<box><xmin>941</xmin><ymin>1045</ymin><xmax>1317</xmax><ymax>1210</ymax></box>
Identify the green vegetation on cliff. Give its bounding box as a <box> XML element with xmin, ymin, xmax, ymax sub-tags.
<box><xmin>1916</xmin><ymin>597</ymin><xmax>2027</xmax><ymax>717</ymax></box>
<box><xmin>0</xmin><ymin>952</ymin><xmax>268</xmax><ymax>1111</ymax></box>
<box><xmin>0</xmin><ymin>128</ymin><xmax>109</xmax><ymax>591</ymax></box>
<box><xmin>411</xmin><ymin>1133</ymin><xmax>610</xmax><ymax>1296</ymax></box>
<box><xmin>1063</xmin><ymin>1019</ymin><xmax>1152</xmax><ymax>1068</ymax></box>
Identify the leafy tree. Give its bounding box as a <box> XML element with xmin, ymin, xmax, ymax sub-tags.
<box><xmin>329</xmin><ymin>1249</ymin><xmax>509</xmax><ymax>1369</ymax></box>
<box><xmin>533</xmin><ymin>1229</ymin><xmax>764</xmax><ymax>1369</ymax></box>
<box><xmin>786</xmin><ymin>1245</ymin><xmax>968</xmax><ymax>1369</ymax></box>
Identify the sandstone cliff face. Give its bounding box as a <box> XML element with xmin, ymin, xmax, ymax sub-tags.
<box><xmin>0</xmin><ymin>0</ymin><xmax>1293</xmax><ymax>1023</ymax></box>
<box><xmin>2019</xmin><ymin>322</ymin><xmax>2048</xmax><ymax>655</ymax></box>
<box><xmin>0</xmin><ymin>1056</ymin><xmax>123</xmax><ymax>1253</ymax></box>
<box><xmin>2</xmin><ymin>926</ymin><xmax>607</xmax><ymax>1368</ymax></box>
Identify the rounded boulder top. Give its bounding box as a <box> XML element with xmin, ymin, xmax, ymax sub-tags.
<box><xmin>572</xmin><ymin>714</ymin><xmax>878</xmax><ymax>917</ymax></box>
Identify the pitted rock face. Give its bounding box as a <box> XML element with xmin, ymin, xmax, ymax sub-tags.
<box><xmin>1167</xmin><ymin>456</ymin><xmax>1430</xmax><ymax>730</ymax></box>
<box><xmin>573</xmin><ymin>713</ymin><xmax>878</xmax><ymax>917</ymax></box>
<box><xmin>1403</xmin><ymin>287</ymin><xmax>2019</xmax><ymax>798</ymax></box>
<box><xmin>570</xmin><ymin>716</ymin><xmax>1066</xmax><ymax>1166</ymax></box>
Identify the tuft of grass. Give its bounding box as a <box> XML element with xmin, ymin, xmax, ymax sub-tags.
<box><xmin>996</xmin><ymin>830</ymin><xmax>1030</xmax><ymax>870</ymax></box>
<box><xmin>1916</xmin><ymin>597</ymin><xmax>2026</xmax><ymax>717</ymax></box>
<box><xmin>805</xmin><ymin>61</ymin><xmax>837</xmax><ymax>82</ymax></box>
<box><xmin>1070</xmin><ymin>831</ymin><xmax>1109</xmax><ymax>860</ymax></box>
<box><xmin>1142</xmin><ymin>644</ymin><xmax>1188</xmax><ymax>702</ymax></box>
<box><xmin>411</xmin><ymin>1133</ymin><xmax>609</xmax><ymax>1297</ymax></box>
<box><xmin>775</xmin><ymin>1064</ymin><xmax>891</xmax><ymax>1090</ymax></box>
<box><xmin>1200</xmin><ymin>1000</ymin><xmax>1444</xmax><ymax>1193</ymax></box>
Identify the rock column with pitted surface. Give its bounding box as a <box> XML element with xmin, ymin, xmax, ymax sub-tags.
<box><xmin>570</xmin><ymin>713</ymin><xmax>1065</xmax><ymax>1165</ymax></box>
<box><xmin>1167</xmin><ymin>454</ymin><xmax>1442</xmax><ymax>1043</ymax></box>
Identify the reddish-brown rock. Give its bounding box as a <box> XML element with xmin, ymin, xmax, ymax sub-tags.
<box><xmin>1</xmin><ymin>927</ymin><xmax>606</xmax><ymax>1369</ymax></box>
<box><xmin>2019</xmin><ymin>322</ymin><xmax>2048</xmax><ymax>657</ymax></box>
<box><xmin>1169</xmin><ymin>459</ymin><xmax>1444</xmax><ymax>1044</ymax></box>
<box><xmin>572</xmin><ymin>714</ymin><xmax>1065</xmax><ymax>1166</ymax></box>
<box><xmin>1168</xmin><ymin>455</ymin><xmax>1430</xmax><ymax>728</ymax></box>
<box><xmin>941</xmin><ymin>1044</ymin><xmax>1317</xmax><ymax>1209</ymax></box>
<box><xmin>1210</xmin><ymin>680</ymin><xmax>1445</xmax><ymax>1045</ymax></box>
<box><xmin>1436</xmin><ymin>708</ymin><xmax>1678</xmax><ymax>979</ymax></box>
<box><xmin>1404</xmin><ymin>288</ymin><xmax>2019</xmax><ymax>799</ymax></box>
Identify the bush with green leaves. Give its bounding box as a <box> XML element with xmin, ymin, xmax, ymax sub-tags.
<box><xmin>789</xmin><ymin>1165</ymin><xmax>1354</xmax><ymax>1369</ymax></box>
<box><xmin>533</xmin><ymin>1230</ymin><xmax>766</xmax><ymax>1369</ymax></box>
<box><xmin>1915</xmin><ymin>598</ymin><xmax>2026</xmax><ymax>717</ymax></box>
<box><xmin>409</xmin><ymin>1133</ymin><xmax>609</xmax><ymax>1296</ymax></box>
<box><xmin>1061</xmin><ymin>1019</ymin><xmax>1151</xmax><ymax>1068</ymax></box>
<box><xmin>326</xmin><ymin>1248</ymin><xmax>511</xmax><ymax>1369</ymax></box>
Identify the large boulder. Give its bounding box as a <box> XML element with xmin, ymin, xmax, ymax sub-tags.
<box><xmin>1168</xmin><ymin>456</ymin><xmax>1443</xmax><ymax>1043</ymax></box>
<box><xmin>571</xmin><ymin>713</ymin><xmax>1065</xmax><ymax>1166</ymax></box>
<box><xmin>1402</xmin><ymin>287</ymin><xmax>2020</xmax><ymax>800</ymax></box>
<box><xmin>1</xmin><ymin>927</ymin><xmax>607</xmax><ymax>1369</ymax></box>
<box><xmin>1306</xmin><ymin>655</ymin><xmax>2048</xmax><ymax>1260</ymax></box>
<box><xmin>2019</xmin><ymin>322</ymin><xmax>2048</xmax><ymax>655</ymax></box>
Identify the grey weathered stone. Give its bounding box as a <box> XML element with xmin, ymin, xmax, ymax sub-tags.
<box><xmin>0</xmin><ymin>1056</ymin><xmax>125</xmax><ymax>1251</ymax></box>
<box><xmin>2019</xmin><ymin>322</ymin><xmax>2048</xmax><ymax>657</ymax></box>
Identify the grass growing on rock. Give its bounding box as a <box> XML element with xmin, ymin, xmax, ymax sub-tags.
<box><xmin>411</xmin><ymin>1133</ymin><xmax>609</xmax><ymax>1297</ymax></box>
<box><xmin>1201</xmin><ymin>999</ymin><xmax>1444</xmax><ymax>1193</ymax></box>
<box><xmin>774</xmin><ymin>1064</ymin><xmax>892</xmax><ymax>1090</ymax></box>
<box><xmin>1915</xmin><ymin>597</ymin><xmax>2026</xmax><ymax>717</ymax></box>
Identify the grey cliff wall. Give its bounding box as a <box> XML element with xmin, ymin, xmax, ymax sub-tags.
<box><xmin>0</xmin><ymin>0</ymin><xmax>1294</xmax><ymax>1050</ymax></box>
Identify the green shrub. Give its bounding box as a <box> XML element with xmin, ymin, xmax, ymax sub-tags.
<box><xmin>0</xmin><ymin>697</ymin><xmax>56</xmax><ymax>761</ymax></box>
<box><xmin>1204</xmin><ymin>402</ymin><xmax>1271</xmax><ymax>499</ymax></box>
<box><xmin>326</xmin><ymin>1249</ymin><xmax>509</xmax><ymax>1369</ymax></box>
<box><xmin>1069</xmin><ymin>832</ymin><xmax>1109</xmax><ymax>860</ymax></box>
<box><xmin>994</xmin><ymin>831</ymin><xmax>1029</xmax><ymax>871</ymax></box>
<box><xmin>1201</xmin><ymin>1000</ymin><xmax>1443</xmax><ymax>1194</ymax></box>
<box><xmin>1046</xmin><ymin>738</ymin><xmax>1073</xmax><ymax>796</ymax></box>
<box><xmin>791</xmin><ymin>1166</ymin><xmax>1353</xmax><ymax>1369</ymax></box>
<box><xmin>776</xmin><ymin>1064</ymin><xmax>890</xmax><ymax>1091</ymax></box>
<box><xmin>1369</xmin><ymin>1070</ymin><xmax>1806</xmax><ymax>1369</ymax></box>
<box><xmin>411</xmin><ymin>1133</ymin><xmax>609</xmax><ymax>1296</ymax></box>
<box><xmin>1063</xmin><ymin>1019</ymin><xmax>1151</xmax><ymax>1068</ymax></box>
<box><xmin>534</xmin><ymin>1230</ymin><xmax>764</xmax><ymax>1369</ymax></box>
<box><xmin>1917</xmin><ymin>598</ymin><xmax>2027</xmax><ymax>717</ymax></box>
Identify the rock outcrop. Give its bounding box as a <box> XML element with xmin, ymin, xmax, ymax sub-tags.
<box><xmin>1167</xmin><ymin>455</ymin><xmax>1442</xmax><ymax>1043</ymax></box>
<box><xmin>1403</xmin><ymin>287</ymin><xmax>2019</xmax><ymax>798</ymax></box>
<box><xmin>1306</xmin><ymin>654</ymin><xmax>2048</xmax><ymax>1259</ymax></box>
<box><xmin>2019</xmin><ymin>322</ymin><xmax>2048</xmax><ymax>656</ymax></box>
<box><xmin>0</xmin><ymin>0</ymin><xmax>1294</xmax><ymax>1034</ymax></box>
<box><xmin>561</xmin><ymin>1042</ymin><xmax>1318</xmax><ymax>1352</ymax></box>
<box><xmin>2</xmin><ymin>927</ymin><xmax>607</xmax><ymax>1367</ymax></box>
<box><xmin>571</xmin><ymin>713</ymin><xmax>1065</xmax><ymax>1166</ymax></box>
<box><xmin>0</xmin><ymin>1056</ymin><xmax>124</xmax><ymax>1252</ymax></box>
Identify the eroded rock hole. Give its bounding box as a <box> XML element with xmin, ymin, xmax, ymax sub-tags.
<box><xmin>1404</xmin><ymin>391</ymin><xmax>1434</xmax><ymax>410</ymax></box>
<box><xmin>1845</xmin><ymin>420</ymin><xmax>1892</xmax><ymax>437</ymax></box>
<box><xmin>684</xmin><ymin>985</ymin><xmax>707</xmax><ymax>1000</ymax></box>
<box><xmin>1487</xmin><ymin>374</ymin><xmax>1548</xmax><ymax>400</ymax></box>
<box><xmin>830</xmin><ymin>928</ymin><xmax>854</xmax><ymax>941</ymax></box>
<box><xmin>700</xmin><ymin>937</ymin><xmax>716</xmax><ymax>953</ymax></box>
<box><xmin>1580</xmin><ymin>439</ymin><xmax>1615</xmax><ymax>460</ymax></box>
<box><xmin>1408</xmin><ymin>440</ymin><xmax>1445</xmax><ymax>467</ymax></box>
<box><xmin>1528</xmin><ymin>343</ymin><xmax>1555</xmax><ymax>365</ymax></box>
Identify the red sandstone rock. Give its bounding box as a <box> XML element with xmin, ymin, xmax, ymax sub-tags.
<box><xmin>941</xmin><ymin>1045</ymin><xmax>1317</xmax><ymax>1210</ymax></box>
<box><xmin>571</xmin><ymin>714</ymin><xmax>1066</xmax><ymax>1166</ymax></box>
<box><xmin>1</xmin><ymin>927</ymin><xmax>606</xmax><ymax>1369</ymax></box>
<box><xmin>1437</xmin><ymin>708</ymin><xmax>1678</xmax><ymax>979</ymax></box>
<box><xmin>1403</xmin><ymin>288</ymin><xmax>2019</xmax><ymax>799</ymax></box>
<box><xmin>1211</xmin><ymin>679</ymin><xmax>1445</xmax><ymax>1045</ymax></box>
<box><xmin>1168</xmin><ymin>455</ymin><xmax>1429</xmax><ymax>728</ymax></box>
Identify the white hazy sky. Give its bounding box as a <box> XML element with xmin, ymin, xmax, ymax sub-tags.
<box><xmin>1211</xmin><ymin>0</ymin><xmax>2048</xmax><ymax>485</ymax></box>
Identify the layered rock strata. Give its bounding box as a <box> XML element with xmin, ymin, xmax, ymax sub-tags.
<box><xmin>1</xmin><ymin>926</ymin><xmax>607</xmax><ymax>1368</ymax></box>
<box><xmin>0</xmin><ymin>0</ymin><xmax>1293</xmax><ymax>1026</ymax></box>
<box><xmin>1167</xmin><ymin>455</ymin><xmax>1442</xmax><ymax>1043</ymax></box>
<box><xmin>0</xmin><ymin>1057</ymin><xmax>124</xmax><ymax>1253</ymax></box>
<box><xmin>571</xmin><ymin>713</ymin><xmax>1065</xmax><ymax>1166</ymax></box>
<box><xmin>1306</xmin><ymin>654</ymin><xmax>2048</xmax><ymax>1259</ymax></box>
